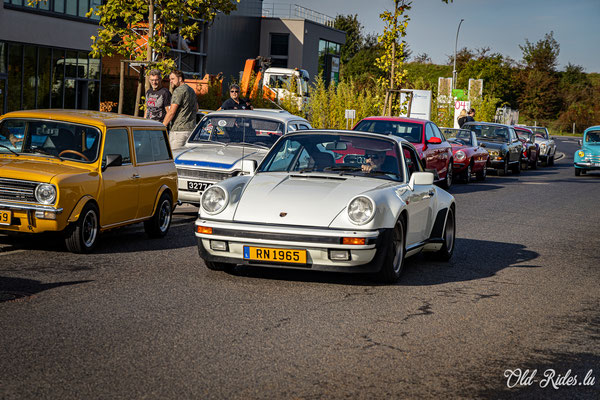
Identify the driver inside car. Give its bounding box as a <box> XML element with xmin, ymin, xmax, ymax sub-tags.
<box><xmin>361</xmin><ymin>151</ymin><xmax>387</xmax><ymax>173</ymax></box>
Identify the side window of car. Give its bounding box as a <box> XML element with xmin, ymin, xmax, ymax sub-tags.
<box><xmin>509</xmin><ymin>128</ymin><xmax>517</xmax><ymax>141</ymax></box>
<box><xmin>103</xmin><ymin>128</ymin><xmax>131</xmax><ymax>164</ymax></box>
<box><xmin>402</xmin><ymin>144</ymin><xmax>421</xmax><ymax>180</ymax></box>
<box><xmin>287</xmin><ymin>124</ymin><xmax>298</xmax><ymax>132</ymax></box>
<box><xmin>431</xmin><ymin>123</ymin><xmax>443</xmax><ymax>140</ymax></box>
<box><xmin>425</xmin><ymin>123</ymin><xmax>434</xmax><ymax>141</ymax></box>
<box><xmin>298</xmin><ymin>123</ymin><xmax>310</xmax><ymax>130</ymax></box>
<box><xmin>133</xmin><ymin>129</ymin><xmax>171</xmax><ymax>163</ymax></box>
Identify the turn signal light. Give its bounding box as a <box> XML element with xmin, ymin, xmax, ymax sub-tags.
<box><xmin>197</xmin><ymin>226</ymin><xmax>213</xmax><ymax>234</ymax></box>
<box><xmin>342</xmin><ymin>237</ymin><xmax>366</xmax><ymax>245</ymax></box>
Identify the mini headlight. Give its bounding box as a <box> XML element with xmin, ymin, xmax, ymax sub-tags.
<box><xmin>347</xmin><ymin>196</ymin><xmax>375</xmax><ymax>225</ymax></box>
<box><xmin>455</xmin><ymin>151</ymin><xmax>466</xmax><ymax>161</ymax></box>
<box><xmin>35</xmin><ymin>183</ymin><xmax>56</xmax><ymax>205</ymax></box>
<box><xmin>201</xmin><ymin>186</ymin><xmax>228</xmax><ymax>215</ymax></box>
<box><xmin>578</xmin><ymin>150</ymin><xmax>585</xmax><ymax>158</ymax></box>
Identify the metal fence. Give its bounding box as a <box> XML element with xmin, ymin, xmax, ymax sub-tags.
<box><xmin>261</xmin><ymin>3</ymin><xmax>335</xmax><ymax>27</ymax></box>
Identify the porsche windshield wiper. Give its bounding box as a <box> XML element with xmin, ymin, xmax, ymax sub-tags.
<box><xmin>323</xmin><ymin>166</ymin><xmax>361</xmax><ymax>172</ymax></box>
<box><xmin>0</xmin><ymin>144</ymin><xmax>19</xmax><ymax>156</ymax></box>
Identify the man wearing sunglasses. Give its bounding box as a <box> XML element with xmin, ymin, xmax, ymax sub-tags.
<box><xmin>219</xmin><ymin>84</ymin><xmax>253</xmax><ymax>111</ymax></box>
<box><xmin>361</xmin><ymin>151</ymin><xmax>387</xmax><ymax>173</ymax></box>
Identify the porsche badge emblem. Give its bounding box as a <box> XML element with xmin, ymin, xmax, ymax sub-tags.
<box><xmin>279</xmin><ymin>212</ymin><xmax>287</xmax><ymax>217</ymax></box>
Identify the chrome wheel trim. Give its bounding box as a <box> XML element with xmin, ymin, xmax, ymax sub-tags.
<box><xmin>466</xmin><ymin>164</ymin><xmax>471</xmax><ymax>182</ymax></box>
<box><xmin>446</xmin><ymin>165</ymin><xmax>453</xmax><ymax>186</ymax></box>
<box><xmin>444</xmin><ymin>210</ymin><xmax>455</xmax><ymax>252</ymax></box>
<box><xmin>392</xmin><ymin>224</ymin><xmax>404</xmax><ymax>274</ymax></box>
<box><xmin>82</xmin><ymin>209</ymin><xmax>98</xmax><ymax>248</ymax></box>
<box><xmin>158</xmin><ymin>199</ymin><xmax>172</xmax><ymax>233</ymax></box>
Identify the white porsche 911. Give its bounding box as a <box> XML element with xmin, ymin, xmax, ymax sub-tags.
<box><xmin>195</xmin><ymin>130</ymin><xmax>456</xmax><ymax>283</ymax></box>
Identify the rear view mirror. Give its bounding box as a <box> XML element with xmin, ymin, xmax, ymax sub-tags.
<box><xmin>241</xmin><ymin>159</ymin><xmax>257</xmax><ymax>176</ymax></box>
<box><xmin>102</xmin><ymin>154</ymin><xmax>122</xmax><ymax>171</ymax></box>
<box><xmin>325</xmin><ymin>142</ymin><xmax>347</xmax><ymax>151</ymax></box>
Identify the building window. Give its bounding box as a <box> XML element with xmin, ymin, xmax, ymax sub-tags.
<box><xmin>0</xmin><ymin>41</ymin><xmax>101</xmax><ymax>113</ymax></box>
<box><xmin>270</xmin><ymin>33</ymin><xmax>289</xmax><ymax>68</ymax></box>
<box><xmin>318</xmin><ymin>39</ymin><xmax>341</xmax><ymax>86</ymax></box>
<box><xmin>4</xmin><ymin>0</ymin><xmax>101</xmax><ymax>21</ymax></box>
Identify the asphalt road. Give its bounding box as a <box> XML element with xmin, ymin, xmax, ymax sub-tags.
<box><xmin>1</xmin><ymin>136</ymin><xmax>598</xmax><ymax>399</ymax></box>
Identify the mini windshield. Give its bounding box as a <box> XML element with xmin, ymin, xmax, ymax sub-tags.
<box><xmin>188</xmin><ymin>116</ymin><xmax>285</xmax><ymax>148</ymax></box>
<box><xmin>0</xmin><ymin>119</ymin><xmax>101</xmax><ymax>162</ymax></box>
<box><xmin>464</xmin><ymin>124</ymin><xmax>510</xmax><ymax>143</ymax></box>
<box><xmin>442</xmin><ymin>128</ymin><xmax>473</xmax><ymax>146</ymax></box>
<box><xmin>354</xmin><ymin>120</ymin><xmax>423</xmax><ymax>144</ymax></box>
<box><xmin>259</xmin><ymin>133</ymin><xmax>404</xmax><ymax>182</ymax></box>
<box><xmin>585</xmin><ymin>131</ymin><xmax>600</xmax><ymax>143</ymax></box>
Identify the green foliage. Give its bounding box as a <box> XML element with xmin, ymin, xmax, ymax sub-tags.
<box><xmin>519</xmin><ymin>31</ymin><xmax>560</xmax><ymax>72</ymax></box>
<box><xmin>305</xmin><ymin>75</ymin><xmax>383</xmax><ymax>129</ymax></box>
<box><xmin>458</xmin><ymin>53</ymin><xmax>519</xmax><ymax>107</ymax></box>
<box><xmin>197</xmin><ymin>81</ymin><xmax>224</xmax><ymax>111</ymax></box>
<box><xmin>404</xmin><ymin>63</ymin><xmax>452</xmax><ymax>90</ymax></box>
<box><xmin>334</xmin><ymin>14</ymin><xmax>364</xmax><ymax>65</ymax></box>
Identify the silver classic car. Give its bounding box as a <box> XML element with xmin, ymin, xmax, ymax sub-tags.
<box><xmin>175</xmin><ymin>109</ymin><xmax>311</xmax><ymax>205</ymax></box>
<box><xmin>519</xmin><ymin>125</ymin><xmax>556</xmax><ymax>166</ymax></box>
<box><xmin>195</xmin><ymin>130</ymin><xmax>456</xmax><ymax>283</ymax></box>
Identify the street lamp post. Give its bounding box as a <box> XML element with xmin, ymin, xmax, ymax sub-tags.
<box><xmin>452</xmin><ymin>18</ymin><xmax>465</xmax><ymax>91</ymax></box>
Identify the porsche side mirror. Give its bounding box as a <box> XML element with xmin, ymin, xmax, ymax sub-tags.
<box><xmin>408</xmin><ymin>171</ymin><xmax>434</xmax><ymax>190</ymax></box>
<box><xmin>241</xmin><ymin>159</ymin><xmax>257</xmax><ymax>176</ymax></box>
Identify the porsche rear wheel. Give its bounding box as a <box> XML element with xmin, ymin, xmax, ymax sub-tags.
<box><xmin>375</xmin><ymin>218</ymin><xmax>406</xmax><ymax>283</ymax></box>
<box><xmin>432</xmin><ymin>207</ymin><xmax>455</xmax><ymax>261</ymax></box>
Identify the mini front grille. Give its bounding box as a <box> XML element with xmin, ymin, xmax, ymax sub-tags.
<box><xmin>176</xmin><ymin>168</ymin><xmax>236</xmax><ymax>181</ymax></box>
<box><xmin>0</xmin><ymin>178</ymin><xmax>38</xmax><ymax>202</ymax></box>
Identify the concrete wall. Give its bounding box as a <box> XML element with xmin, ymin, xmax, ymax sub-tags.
<box><xmin>302</xmin><ymin>20</ymin><xmax>346</xmax><ymax>83</ymax></box>
<box><xmin>0</xmin><ymin>6</ymin><xmax>98</xmax><ymax>51</ymax></box>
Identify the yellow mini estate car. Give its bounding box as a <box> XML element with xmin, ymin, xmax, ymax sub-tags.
<box><xmin>0</xmin><ymin>110</ymin><xmax>178</xmax><ymax>253</ymax></box>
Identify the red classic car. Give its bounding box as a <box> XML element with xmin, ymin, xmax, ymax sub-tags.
<box><xmin>513</xmin><ymin>126</ymin><xmax>539</xmax><ymax>170</ymax></box>
<box><xmin>353</xmin><ymin>117</ymin><xmax>454</xmax><ymax>188</ymax></box>
<box><xmin>441</xmin><ymin>128</ymin><xmax>490</xmax><ymax>183</ymax></box>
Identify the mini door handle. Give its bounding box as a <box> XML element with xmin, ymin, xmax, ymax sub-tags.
<box><xmin>132</xmin><ymin>174</ymin><xmax>140</xmax><ymax>179</ymax></box>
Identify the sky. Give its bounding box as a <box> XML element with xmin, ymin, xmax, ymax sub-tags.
<box><xmin>291</xmin><ymin>0</ymin><xmax>600</xmax><ymax>73</ymax></box>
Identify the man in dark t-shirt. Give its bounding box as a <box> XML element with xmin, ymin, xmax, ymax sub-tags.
<box><xmin>219</xmin><ymin>84</ymin><xmax>253</xmax><ymax>110</ymax></box>
<box><xmin>145</xmin><ymin>69</ymin><xmax>171</xmax><ymax>122</ymax></box>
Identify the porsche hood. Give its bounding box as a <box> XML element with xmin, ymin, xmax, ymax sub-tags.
<box><xmin>233</xmin><ymin>173</ymin><xmax>389</xmax><ymax>227</ymax></box>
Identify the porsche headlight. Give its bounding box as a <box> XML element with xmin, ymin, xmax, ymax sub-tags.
<box><xmin>347</xmin><ymin>196</ymin><xmax>375</xmax><ymax>225</ymax></box>
<box><xmin>578</xmin><ymin>150</ymin><xmax>585</xmax><ymax>158</ymax></box>
<box><xmin>201</xmin><ymin>186</ymin><xmax>228</xmax><ymax>215</ymax></box>
<box><xmin>35</xmin><ymin>183</ymin><xmax>57</xmax><ymax>205</ymax></box>
<box><xmin>455</xmin><ymin>150</ymin><xmax>466</xmax><ymax>161</ymax></box>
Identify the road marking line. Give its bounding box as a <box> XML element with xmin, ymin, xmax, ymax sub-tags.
<box><xmin>520</xmin><ymin>182</ymin><xmax>549</xmax><ymax>185</ymax></box>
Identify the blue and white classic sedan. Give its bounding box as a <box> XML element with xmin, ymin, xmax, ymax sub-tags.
<box><xmin>195</xmin><ymin>130</ymin><xmax>456</xmax><ymax>283</ymax></box>
<box><xmin>574</xmin><ymin>126</ymin><xmax>600</xmax><ymax>176</ymax></box>
<box><xmin>175</xmin><ymin>109</ymin><xmax>311</xmax><ymax>205</ymax></box>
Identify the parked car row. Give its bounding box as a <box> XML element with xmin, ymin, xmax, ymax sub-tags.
<box><xmin>0</xmin><ymin>108</ymin><xmax>564</xmax><ymax>284</ymax></box>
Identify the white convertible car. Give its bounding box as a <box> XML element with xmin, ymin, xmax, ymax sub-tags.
<box><xmin>195</xmin><ymin>130</ymin><xmax>456</xmax><ymax>283</ymax></box>
<box><xmin>175</xmin><ymin>109</ymin><xmax>311</xmax><ymax>205</ymax></box>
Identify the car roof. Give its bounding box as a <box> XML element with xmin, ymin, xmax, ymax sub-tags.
<box><xmin>205</xmin><ymin>109</ymin><xmax>309</xmax><ymax>124</ymax></box>
<box><xmin>358</xmin><ymin>116</ymin><xmax>429</xmax><ymax>125</ymax></box>
<box><xmin>0</xmin><ymin>109</ymin><xmax>165</xmax><ymax>128</ymax></box>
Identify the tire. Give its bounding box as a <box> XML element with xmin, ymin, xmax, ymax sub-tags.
<box><xmin>375</xmin><ymin>218</ymin><xmax>406</xmax><ymax>283</ymax></box>
<box><xmin>205</xmin><ymin>260</ymin><xmax>235</xmax><ymax>272</ymax></box>
<box><xmin>440</xmin><ymin>160</ymin><xmax>453</xmax><ymax>189</ymax></box>
<box><xmin>531</xmin><ymin>157</ymin><xmax>538</xmax><ymax>170</ymax></box>
<box><xmin>521</xmin><ymin>159</ymin><xmax>528</xmax><ymax>171</ymax></box>
<box><xmin>499</xmin><ymin>158</ymin><xmax>509</xmax><ymax>176</ymax></box>
<box><xmin>511</xmin><ymin>159</ymin><xmax>521</xmax><ymax>174</ymax></box>
<box><xmin>582</xmin><ymin>169</ymin><xmax>587</xmax><ymax>175</ymax></box>
<box><xmin>432</xmin><ymin>207</ymin><xmax>455</xmax><ymax>261</ymax></box>
<box><xmin>144</xmin><ymin>192</ymin><xmax>173</xmax><ymax>238</ymax></box>
<box><xmin>64</xmin><ymin>203</ymin><xmax>99</xmax><ymax>253</ymax></box>
<box><xmin>463</xmin><ymin>163</ymin><xmax>472</xmax><ymax>184</ymax></box>
<box><xmin>548</xmin><ymin>155</ymin><xmax>555</xmax><ymax>166</ymax></box>
<box><xmin>476</xmin><ymin>163</ymin><xmax>487</xmax><ymax>181</ymax></box>
<box><xmin>575</xmin><ymin>168</ymin><xmax>581</xmax><ymax>176</ymax></box>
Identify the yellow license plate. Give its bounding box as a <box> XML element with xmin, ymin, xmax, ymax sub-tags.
<box><xmin>0</xmin><ymin>209</ymin><xmax>12</xmax><ymax>226</ymax></box>
<box><xmin>243</xmin><ymin>246</ymin><xmax>307</xmax><ymax>264</ymax></box>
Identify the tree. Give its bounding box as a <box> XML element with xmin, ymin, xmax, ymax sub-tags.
<box><xmin>334</xmin><ymin>14</ymin><xmax>364</xmax><ymax>65</ymax></box>
<box><xmin>519</xmin><ymin>31</ymin><xmax>560</xmax><ymax>72</ymax></box>
<box><xmin>459</xmin><ymin>52</ymin><xmax>519</xmax><ymax>107</ymax></box>
<box><xmin>413</xmin><ymin>52</ymin><xmax>432</xmax><ymax>64</ymax></box>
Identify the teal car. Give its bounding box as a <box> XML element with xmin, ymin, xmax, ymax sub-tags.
<box><xmin>574</xmin><ymin>126</ymin><xmax>600</xmax><ymax>176</ymax></box>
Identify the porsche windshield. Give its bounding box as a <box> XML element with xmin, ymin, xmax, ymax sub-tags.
<box><xmin>259</xmin><ymin>133</ymin><xmax>404</xmax><ymax>182</ymax></box>
<box><xmin>188</xmin><ymin>116</ymin><xmax>285</xmax><ymax>148</ymax></box>
<box><xmin>353</xmin><ymin>120</ymin><xmax>423</xmax><ymax>144</ymax></box>
<box><xmin>0</xmin><ymin>119</ymin><xmax>101</xmax><ymax>162</ymax></box>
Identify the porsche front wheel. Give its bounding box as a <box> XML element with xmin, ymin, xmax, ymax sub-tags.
<box><xmin>375</xmin><ymin>218</ymin><xmax>406</xmax><ymax>283</ymax></box>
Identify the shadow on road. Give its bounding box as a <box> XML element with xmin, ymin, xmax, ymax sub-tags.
<box><xmin>0</xmin><ymin>276</ymin><xmax>91</xmax><ymax>303</ymax></box>
<box><xmin>223</xmin><ymin>238</ymin><xmax>540</xmax><ymax>286</ymax></box>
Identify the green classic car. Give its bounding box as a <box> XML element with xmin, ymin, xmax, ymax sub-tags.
<box><xmin>574</xmin><ymin>126</ymin><xmax>600</xmax><ymax>176</ymax></box>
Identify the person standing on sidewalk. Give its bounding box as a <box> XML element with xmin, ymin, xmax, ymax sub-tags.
<box><xmin>144</xmin><ymin>69</ymin><xmax>171</xmax><ymax>123</ymax></box>
<box><xmin>466</xmin><ymin>108</ymin><xmax>476</xmax><ymax>122</ymax></box>
<box><xmin>162</xmin><ymin>69</ymin><xmax>198</xmax><ymax>150</ymax></box>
